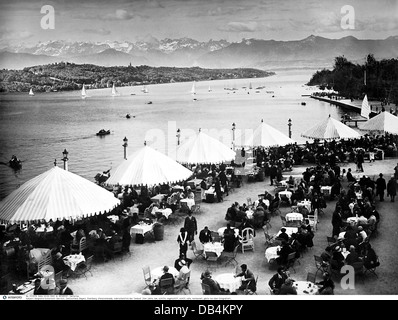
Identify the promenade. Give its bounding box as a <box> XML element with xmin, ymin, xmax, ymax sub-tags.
<box><xmin>68</xmin><ymin>156</ymin><xmax>398</xmax><ymax>296</ymax></box>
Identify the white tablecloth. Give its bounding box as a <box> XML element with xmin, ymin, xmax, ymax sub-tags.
<box><xmin>180</xmin><ymin>198</ymin><xmax>195</xmax><ymax>209</ymax></box>
<box><xmin>285</xmin><ymin>212</ymin><xmax>303</xmax><ymax>222</ymax></box>
<box><xmin>151</xmin><ymin>266</ymin><xmax>179</xmax><ymax>280</ymax></box>
<box><xmin>151</xmin><ymin>194</ymin><xmax>167</xmax><ymax>203</ymax></box>
<box><xmin>35</xmin><ymin>226</ymin><xmax>53</xmax><ymax>233</ymax></box>
<box><xmin>154</xmin><ymin>208</ymin><xmax>173</xmax><ymax>219</ymax></box>
<box><xmin>292</xmin><ymin>281</ymin><xmax>319</xmax><ymax>295</ymax></box>
<box><xmin>130</xmin><ymin>223</ymin><xmax>155</xmax><ymax>236</ymax></box>
<box><xmin>63</xmin><ymin>254</ymin><xmax>85</xmax><ymax>271</ymax></box>
<box><xmin>265</xmin><ymin>246</ymin><xmax>281</xmax><ymax>263</ymax></box>
<box><xmin>297</xmin><ymin>201</ymin><xmax>311</xmax><ymax>212</ymax></box>
<box><xmin>107</xmin><ymin>215</ymin><xmax>119</xmax><ymax>223</ymax></box>
<box><xmin>346</xmin><ymin>216</ymin><xmax>359</xmax><ymax>224</ymax></box>
<box><xmin>217</xmin><ymin>227</ymin><xmax>239</xmax><ymax>237</ymax></box>
<box><xmin>279</xmin><ymin>190</ymin><xmax>292</xmax><ymax>200</ymax></box>
<box><xmin>276</xmin><ymin>227</ymin><xmax>298</xmax><ymax>237</ymax></box>
<box><xmin>321</xmin><ymin>186</ymin><xmax>332</xmax><ymax>195</ymax></box>
<box><xmin>214</xmin><ymin>273</ymin><xmax>242</xmax><ymax>292</ymax></box>
<box><xmin>204</xmin><ymin>242</ymin><xmax>224</xmax><ymax>257</ymax></box>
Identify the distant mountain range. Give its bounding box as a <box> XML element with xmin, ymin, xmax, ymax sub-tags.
<box><xmin>1</xmin><ymin>35</ymin><xmax>397</xmax><ymax>70</ymax></box>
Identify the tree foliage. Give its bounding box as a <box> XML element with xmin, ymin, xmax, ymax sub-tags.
<box><xmin>307</xmin><ymin>54</ymin><xmax>398</xmax><ymax>104</ymax></box>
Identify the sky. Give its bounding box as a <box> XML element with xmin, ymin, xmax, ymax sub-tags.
<box><xmin>0</xmin><ymin>0</ymin><xmax>397</xmax><ymax>46</ymax></box>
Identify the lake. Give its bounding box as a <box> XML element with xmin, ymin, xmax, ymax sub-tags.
<box><xmin>0</xmin><ymin>68</ymin><xmax>358</xmax><ymax>200</ymax></box>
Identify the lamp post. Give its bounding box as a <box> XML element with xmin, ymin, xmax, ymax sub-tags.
<box><xmin>288</xmin><ymin>118</ymin><xmax>292</xmax><ymax>139</ymax></box>
<box><xmin>62</xmin><ymin>149</ymin><xmax>68</xmax><ymax>171</ymax></box>
<box><xmin>232</xmin><ymin>122</ymin><xmax>236</xmax><ymax>150</ymax></box>
<box><xmin>176</xmin><ymin>129</ymin><xmax>181</xmax><ymax>146</ymax></box>
<box><xmin>123</xmin><ymin>137</ymin><xmax>128</xmax><ymax>160</ymax></box>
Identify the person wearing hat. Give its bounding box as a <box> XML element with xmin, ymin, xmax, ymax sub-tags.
<box><xmin>157</xmin><ymin>266</ymin><xmax>175</xmax><ymax>293</ymax></box>
<box><xmin>376</xmin><ymin>173</ymin><xmax>386</xmax><ymax>202</ymax></box>
<box><xmin>174</xmin><ymin>253</ymin><xmax>193</xmax><ymax>271</ymax></box>
<box><xmin>387</xmin><ymin>175</ymin><xmax>397</xmax><ymax>202</ymax></box>
<box><xmin>55</xmin><ymin>279</ymin><xmax>73</xmax><ymax>295</ymax></box>
<box><xmin>201</xmin><ymin>270</ymin><xmax>228</xmax><ymax>295</ymax></box>
<box><xmin>175</xmin><ymin>260</ymin><xmax>190</xmax><ymax>287</ymax></box>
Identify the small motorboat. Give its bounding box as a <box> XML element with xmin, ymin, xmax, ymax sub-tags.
<box><xmin>126</xmin><ymin>114</ymin><xmax>131</xmax><ymax>119</ymax></box>
<box><xmin>9</xmin><ymin>155</ymin><xmax>22</xmax><ymax>170</ymax></box>
<box><xmin>96</xmin><ymin>129</ymin><xmax>111</xmax><ymax>136</ymax></box>
<box><xmin>301</xmin><ymin>102</ymin><xmax>306</xmax><ymax>106</ymax></box>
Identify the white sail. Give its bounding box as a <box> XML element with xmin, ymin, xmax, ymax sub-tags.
<box><xmin>29</xmin><ymin>88</ymin><xmax>34</xmax><ymax>96</ymax></box>
<box><xmin>361</xmin><ymin>94</ymin><xmax>370</xmax><ymax>119</ymax></box>
<box><xmin>191</xmin><ymin>82</ymin><xmax>196</xmax><ymax>95</ymax></box>
<box><xmin>81</xmin><ymin>84</ymin><xmax>87</xmax><ymax>98</ymax></box>
<box><xmin>208</xmin><ymin>86</ymin><xmax>212</xmax><ymax>92</ymax></box>
<box><xmin>249</xmin><ymin>82</ymin><xmax>253</xmax><ymax>90</ymax></box>
<box><xmin>111</xmin><ymin>83</ymin><xmax>118</xmax><ymax>96</ymax></box>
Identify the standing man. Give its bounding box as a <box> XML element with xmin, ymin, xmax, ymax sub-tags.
<box><xmin>184</xmin><ymin>211</ymin><xmax>197</xmax><ymax>243</ymax></box>
<box><xmin>387</xmin><ymin>175</ymin><xmax>397</xmax><ymax>202</ymax></box>
<box><xmin>199</xmin><ymin>226</ymin><xmax>212</xmax><ymax>244</ymax></box>
<box><xmin>200</xmin><ymin>178</ymin><xmax>208</xmax><ymax>201</ymax></box>
<box><xmin>270</xmin><ymin>163</ymin><xmax>277</xmax><ymax>186</ymax></box>
<box><xmin>376</xmin><ymin>173</ymin><xmax>387</xmax><ymax>202</ymax></box>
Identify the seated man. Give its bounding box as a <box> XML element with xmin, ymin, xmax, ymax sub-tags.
<box><xmin>276</xmin><ymin>241</ymin><xmax>295</xmax><ymax>266</ymax></box>
<box><xmin>268</xmin><ymin>267</ymin><xmax>288</xmax><ymax>294</ymax></box>
<box><xmin>158</xmin><ymin>266</ymin><xmax>175</xmax><ymax>293</ymax></box>
<box><xmin>201</xmin><ymin>270</ymin><xmax>229</xmax><ymax>295</ymax></box>
<box><xmin>277</xmin><ymin>228</ymin><xmax>289</xmax><ymax>242</ymax></box>
<box><xmin>345</xmin><ymin>245</ymin><xmax>361</xmax><ymax>266</ymax></box>
<box><xmin>278</xmin><ymin>278</ymin><xmax>297</xmax><ymax>295</ymax></box>
<box><xmin>235</xmin><ymin>264</ymin><xmax>256</xmax><ymax>294</ymax></box>
<box><xmin>316</xmin><ymin>272</ymin><xmax>335</xmax><ymax>295</ymax></box>
<box><xmin>199</xmin><ymin>226</ymin><xmax>212</xmax><ymax>244</ymax></box>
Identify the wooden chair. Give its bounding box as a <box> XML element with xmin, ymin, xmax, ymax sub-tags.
<box><xmin>201</xmin><ymin>283</ymin><xmax>212</xmax><ymax>295</ymax></box>
<box><xmin>71</xmin><ymin>236</ymin><xmax>88</xmax><ymax>254</ymax></box>
<box><xmin>37</xmin><ymin>250</ymin><xmax>53</xmax><ymax>275</ymax></box>
<box><xmin>142</xmin><ymin>266</ymin><xmax>152</xmax><ymax>289</ymax></box>
<box><xmin>222</xmin><ymin>245</ymin><xmax>239</xmax><ymax>267</ymax></box>
<box><xmin>239</xmin><ymin>228</ymin><xmax>255</xmax><ymax>253</ymax></box>
<box><xmin>244</xmin><ymin>275</ymin><xmax>258</xmax><ymax>295</ymax></box>
<box><xmin>174</xmin><ymin>270</ymin><xmax>191</xmax><ymax>295</ymax></box>
<box><xmin>314</xmin><ymin>255</ymin><xmax>329</xmax><ymax>278</ymax></box>
<box><xmin>191</xmin><ymin>240</ymin><xmax>205</xmax><ymax>260</ymax></box>
<box><xmin>306</xmin><ymin>272</ymin><xmax>317</xmax><ymax>283</ymax></box>
<box><xmin>159</xmin><ymin>277</ymin><xmax>175</xmax><ymax>294</ymax></box>
<box><xmin>205</xmin><ymin>251</ymin><xmax>220</xmax><ymax>271</ymax></box>
<box><xmin>307</xmin><ymin>213</ymin><xmax>318</xmax><ymax>231</ymax></box>
<box><xmin>364</xmin><ymin>257</ymin><xmax>380</xmax><ymax>278</ymax></box>
<box><xmin>74</xmin><ymin>255</ymin><xmax>94</xmax><ymax>279</ymax></box>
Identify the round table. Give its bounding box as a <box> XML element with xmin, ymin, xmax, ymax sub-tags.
<box><xmin>63</xmin><ymin>254</ymin><xmax>86</xmax><ymax>271</ymax></box>
<box><xmin>214</xmin><ymin>273</ymin><xmax>242</xmax><ymax>292</ymax></box>
<box><xmin>203</xmin><ymin>242</ymin><xmax>224</xmax><ymax>257</ymax></box>
<box><xmin>297</xmin><ymin>200</ymin><xmax>311</xmax><ymax>212</ymax></box>
<box><xmin>180</xmin><ymin>198</ymin><xmax>195</xmax><ymax>209</ymax></box>
<box><xmin>265</xmin><ymin>246</ymin><xmax>281</xmax><ymax>263</ymax></box>
<box><xmin>279</xmin><ymin>190</ymin><xmax>292</xmax><ymax>201</ymax></box>
<box><xmin>151</xmin><ymin>266</ymin><xmax>179</xmax><ymax>281</ymax></box>
<box><xmin>285</xmin><ymin>212</ymin><xmax>303</xmax><ymax>222</ymax></box>
<box><xmin>292</xmin><ymin>281</ymin><xmax>319</xmax><ymax>295</ymax></box>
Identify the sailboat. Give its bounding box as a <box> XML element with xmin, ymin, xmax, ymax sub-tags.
<box><xmin>29</xmin><ymin>88</ymin><xmax>34</xmax><ymax>96</ymax></box>
<box><xmin>111</xmin><ymin>83</ymin><xmax>119</xmax><ymax>96</ymax></box>
<box><xmin>208</xmin><ymin>85</ymin><xmax>212</xmax><ymax>92</ymax></box>
<box><xmin>191</xmin><ymin>82</ymin><xmax>196</xmax><ymax>95</ymax></box>
<box><xmin>249</xmin><ymin>82</ymin><xmax>253</xmax><ymax>90</ymax></box>
<box><xmin>361</xmin><ymin>94</ymin><xmax>370</xmax><ymax>119</ymax></box>
<box><xmin>141</xmin><ymin>85</ymin><xmax>148</xmax><ymax>93</ymax></box>
<box><xmin>81</xmin><ymin>84</ymin><xmax>87</xmax><ymax>99</ymax></box>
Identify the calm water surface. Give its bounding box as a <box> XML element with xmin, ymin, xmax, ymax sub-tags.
<box><xmin>0</xmin><ymin>69</ymin><xmax>358</xmax><ymax>200</ymax></box>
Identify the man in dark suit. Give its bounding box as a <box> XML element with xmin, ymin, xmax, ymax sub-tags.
<box><xmin>199</xmin><ymin>226</ymin><xmax>212</xmax><ymax>244</ymax></box>
<box><xmin>55</xmin><ymin>279</ymin><xmax>73</xmax><ymax>295</ymax></box>
<box><xmin>376</xmin><ymin>173</ymin><xmax>386</xmax><ymax>201</ymax></box>
<box><xmin>184</xmin><ymin>211</ymin><xmax>197</xmax><ymax>243</ymax></box>
<box><xmin>268</xmin><ymin>267</ymin><xmax>288</xmax><ymax>294</ymax></box>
